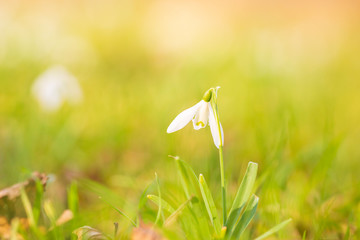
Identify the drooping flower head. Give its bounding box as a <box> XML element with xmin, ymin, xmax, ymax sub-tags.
<box><xmin>167</xmin><ymin>87</ymin><xmax>223</xmax><ymax>148</ymax></box>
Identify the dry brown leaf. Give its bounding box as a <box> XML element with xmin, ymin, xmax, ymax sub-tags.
<box><xmin>0</xmin><ymin>172</ymin><xmax>47</xmax><ymax>200</ymax></box>
<box><xmin>0</xmin><ymin>172</ymin><xmax>48</xmax><ymax>220</ymax></box>
<box><xmin>56</xmin><ymin>209</ymin><xmax>74</xmax><ymax>226</ymax></box>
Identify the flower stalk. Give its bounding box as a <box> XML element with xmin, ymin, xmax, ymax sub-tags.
<box><xmin>209</xmin><ymin>87</ymin><xmax>226</xmax><ymax>224</ymax></box>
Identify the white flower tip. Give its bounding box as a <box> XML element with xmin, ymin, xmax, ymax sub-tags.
<box><xmin>167</xmin><ymin>101</ymin><xmax>202</xmax><ymax>134</ymax></box>
<box><xmin>166</xmin><ymin>126</ymin><xmax>175</xmax><ymax>133</ymax></box>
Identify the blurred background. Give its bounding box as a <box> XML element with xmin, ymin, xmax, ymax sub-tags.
<box><xmin>1</xmin><ymin>0</ymin><xmax>360</xmax><ymax>238</ymax></box>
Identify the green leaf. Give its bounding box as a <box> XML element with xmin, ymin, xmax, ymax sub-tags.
<box><xmin>147</xmin><ymin>194</ymin><xmax>175</xmax><ymax>214</ymax></box>
<box><xmin>175</xmin><ymin>157</ymin><xmax>192</xmax><ymax>199</ymax></box>
<box><xmin>173</xmin><ymin>156</ymin><xmax>200</xmax><ymax>199</ymax></box>
<box><xmin>229</xmin><ymin>162</ymin><xmax>258</xmax><ymax>214</ymax></box>
<box><xmin>67</xmin><ymin>181</ymin><xmax>79</xmax><ymax>214</ymax></box>
<box><xmin>164</xmin><ymin>196</ymin><xmax>193</xmax><ymax>226</ymax></box>
<box><xmin>186</xmin><ymin>197</ymin><xmax>212</xmax><ymax>239</ymax></box>
<box><xmin>154</xmin><ymin>173</ymin><xmax>162</xmax><ymax>226</ymax></box>
<box><xmin>232</xmin><ymin>194</ymin><xmax>259</xmax><ymax>239</ymax></box>
<box><xmin>254</xmin><ymin>218</ymin><xmax>292</xmax><ymax>240</ymax></box>
<box><xmin>199</xmin><ymin>174</ymin><xmax>221</xmax><ymax>236</ymax></box>
<box><xmin>172</xmin><ymin>156</ymin><xmax>211</xmax><ymax>239</ymax></box>
<box><xmin>225</xmin><ymin>206</ymin><xmax>244</xmax><ymax>237</ymax></box>
<box><xmin>226</xmin><ymin>162</ymin><xmax>257</xmax><ymax>236</ymax></box>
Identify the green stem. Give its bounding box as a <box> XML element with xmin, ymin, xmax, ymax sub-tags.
<box><xmin>210</xmin><ymin>88</ymin><xmax>226</xmax><ymax>225</ymax></box>
<box><xmin>219</xmin><ymin>145</ymin><xmax>226</xmax><ymax>224</ymax></box>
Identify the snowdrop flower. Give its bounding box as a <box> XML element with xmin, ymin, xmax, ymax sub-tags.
<box><xmin>31</xmin><ymin>65</ymin><xmax>83</xmax><ymax>112</ymax></box>
<box><xmin>167</xmin><ymin>88</ymin><xmax>224</xmax><ymax>148</ymax></box>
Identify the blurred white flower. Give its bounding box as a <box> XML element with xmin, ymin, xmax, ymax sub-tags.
<box><xmin>31</xmin><ymin>65</ymin><xmax>83</xmax><ymax>112</ymax></box>
<box><xmin>167</xmin><ymin>94</ymin><xmax>224</xmax><ymax>148</ymax></box>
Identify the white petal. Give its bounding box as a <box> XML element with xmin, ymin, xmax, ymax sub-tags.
<box><xmin>208</xmin><ymin>103</ymin><xmax>224</xmax><ymax>148</ymax></box>
<box><xmin>192</xmin><ymin>100</ymin><xmax>208</xmax><ymax>130</ymax></box>
<box><xmin>167</xmin><ymin>101</ymin><xmax>202</xmax><ymax>133</ymax></box>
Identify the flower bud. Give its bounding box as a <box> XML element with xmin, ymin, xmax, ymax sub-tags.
<box><xmin>202</xmin><ymin>89</ymin><xmax>212</xmax><ymax>102</ymax></box>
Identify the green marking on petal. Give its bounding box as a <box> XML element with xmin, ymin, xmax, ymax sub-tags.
<box><xmin>196</xmin><ymin>121</ymin><xmax>205</xmax><ymax>127</ymax></box>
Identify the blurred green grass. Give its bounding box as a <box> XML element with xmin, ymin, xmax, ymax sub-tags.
<box><xmin>1</xmin><ymin>0</ymin><xmax>360</xmax><ymax>239</ymax></box>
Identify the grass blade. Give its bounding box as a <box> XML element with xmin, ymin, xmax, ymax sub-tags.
<box><xmin>44</xmin><ymin>200</ymin><xmax>63</xmax><ymax>240</ymax></box>
<box><xmin>302</xmin><ymin>231</ymin><xmax>307</xmax><ymax>240</ymax></box>
<box><xmin>20</xmin><ymin>189</ymin><xmax>45</xmax><ymax>239</ymax></box>
<box><xmin>199</xmin><ymin>174</ymin><xmax>221</xmax><ymax>236</ymax></box>
<box><xmin>67</xmin><ymin>182</ymin><xmax>79</xmax><ymax>214</ymax></box>
<box><xmin>138</xmin><ymin>181</ymin><xmax>154</xmax><ymax>211</ymax></box>
<box><xmin>20</xmin><ymin>188</ymin><xmax>36</xmax><ymax>228</ymax></box>
<box><xmin>164</xmin><ymin>196</ymin><xmax>193</xmax><ymax>226</ymax></box>
<box><xmin>154</xmin><ymin>172</ymin><xmax>162</xmax><ymax>226</ymax></box>
<box><xmin>10</xmin><ymin>218</ymin><xmax>20</xmax><ymax>240</ymax></box>
<box><xmin>254</xmin><ymin>218</ymin><xmax>292</xmax><ymax>240</ymax></box>
<box><xmin>147</xmin><ymin>194</ymin><xmax>176</xmax><ymax>214</ymax></box>
<box><xmin>44</xmin><ymin>199</ymin><xmax>57</xmax><ymax>225</ymax></box>
<box><xmin>99</xmin><ymin>196</ymin><xmax>136</xmax><ymax>227</ymax></box>
<box><xmin>67</xmin><ymin>182</ymin><xmax>79</xmax><ymax>240</ymax></box>
<box><xmin>33</xmin><ymin>179</ymin><xmax>44</xmax><ymax>225</ymax></box>
<box><xmin>232</xmin><ymin>194</ymin><xmax>259</xmax><ymax>239</ymax></box>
